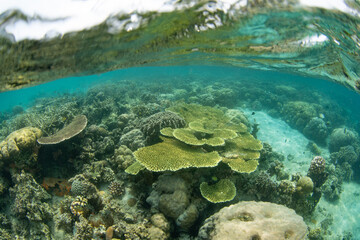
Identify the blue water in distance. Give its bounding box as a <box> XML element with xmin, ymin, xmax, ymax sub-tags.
<box><xmin>1</xmin><ymin>66</ymin><xmax>359</xmax><ymax>122</ymax></box>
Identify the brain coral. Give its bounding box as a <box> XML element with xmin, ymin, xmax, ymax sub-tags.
<box><xmin>198</xmin><ymin>201</ymin><xmax>307</xmax><ymax>240</ymax></box>
<box><xmin>0</xmin><ymin>127</ymin><xmax>42</xmax><ymax>166</ymax></box>
<box><xmin>140</xmin><ymin>111</ymin><xmax>186</xmax><ymax>141</ymax></box>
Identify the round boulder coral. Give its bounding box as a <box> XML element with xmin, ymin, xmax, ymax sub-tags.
<box><xmin>0</xmin><ymin>127</ymin><xmax>42</xmax><ymax>167</ymax></box>
<box><xmin>296</xmin><ymin>176</ymin><xmax>314</xmax><ymax>196</ymax></box>
<box><xmin>198</xmin><ymin>201</ymin><xmax>307</xmax><ymax>240</ymax></box>
<box><xmin>329</xmin><ymin>128</ymin><xmax>359</xmax><ymax>153</ymax></box>
<box><xmin>0</xmin><ymin>127</ymin><xmax>42</xmax><ymax>160</ymax></box>
<box><xmin>303</xmin><ymin>117</ymin><xmax>328</xmax><ymax>145</ymax></box>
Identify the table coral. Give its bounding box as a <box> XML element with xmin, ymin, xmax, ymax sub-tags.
<box><xmin>132</xmin><ymin>137</ymin><xmax>221</xmax><ymax>172</ymax></box>
<box><xmin>200</xmin><ymin>179</ymin><xmax>236</xmax><ymax>203</ymax></box>
<box><xmin>37</xmin><ymin>115</ymin><xmax>87</xmax><ymax>145</ymax></box>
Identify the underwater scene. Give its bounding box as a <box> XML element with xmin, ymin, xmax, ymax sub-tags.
<box><xmin>1</xmin><ymin>1</ymin><xmax>360</xmax><ymax>240</ymax></box>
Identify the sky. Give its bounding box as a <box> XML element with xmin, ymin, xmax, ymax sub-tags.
<box><xmin>0</xmin><ymin>0</ymin><xmax>358</xmax><ymax>41</ymax></box>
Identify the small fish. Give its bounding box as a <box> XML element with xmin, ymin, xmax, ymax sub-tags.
<box><xmin>252</xmin><ymin>112</ymin><xmax>255</xmax><ymax>115</ymax></box>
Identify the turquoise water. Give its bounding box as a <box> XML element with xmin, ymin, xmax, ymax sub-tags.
<box><xmin>1</xmin><ymin>65</ymin><xmax>360</xmax><ymax>239</ymax></box>
<box><xmin>1</xmin><ymin>2</ymin><xmax>360</xmax><ymax>239</ymax></box>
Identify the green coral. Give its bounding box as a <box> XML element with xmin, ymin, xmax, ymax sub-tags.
<box><xmin>160</xmin><ymin>127</ymin><xmax>175</xmax><ymax>137</ymax></box>
<box><xmin>128</xmin><ymin>103</ymin><xmax>262</xmax><ymax>174</ymax></box>
<box><xmin>125</xmin><ymin>162</ymin><xmax>146</xmax><ymax>175</ymax></box>
<box><xmin>173</xmin><ymin>128</ymin><xmax>226</xmax><ymax>147</ymax></box>
<box><xmin>167</xmin><ymin>103</ymin><xmax>227</xmax><ymax>124</ymax></box>
<box><xmin>200</xmin><ymin>179</ymin><xmax>236</xmax><ymax>203</ymax></box>
<box><xmin>167</xmin><ymin>103</ymin><xmax>248</xmax><ymax>133</ymax></box>
<box><xmin>222</xmin><ymin>158</ymin><xmax>259</xmax><ymax>173</ymax></box>
<box><xmin>220</xmin><ymin>132</ymin><xmax>262</xmax><ymax>173</ymax></box>
<box><xmin>131</xmin><ymin>137</ymin><xmax>221</xmax><ymax>172</ymax></box>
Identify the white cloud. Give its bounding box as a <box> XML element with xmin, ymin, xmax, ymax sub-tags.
<box><xmin>0</xmin><ymin>0</ymin><xmax>358</xmax><ymax>41</ymax></box>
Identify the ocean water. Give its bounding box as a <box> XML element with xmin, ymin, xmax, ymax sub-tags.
<box><xmin>0</xmin><ymin>1</ymin><xmax>360</xmax><ymax>240</ymax></box>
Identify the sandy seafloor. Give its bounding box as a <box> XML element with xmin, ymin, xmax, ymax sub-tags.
<box><xmin>243</xmin><ymin>108</ymin><xmax>360</xmax><ymax>237</ymax></box>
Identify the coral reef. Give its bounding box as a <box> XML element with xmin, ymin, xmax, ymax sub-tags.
<box><xmin>0</xmin><ymin>72</ymin><xmax>357</xmax><ymax>240</ymax></box>
<box><xmin>110</xmin><ymin>145</ymin><xmax>136</xmax><ymax>172</ymax></box>
<box><xmin>146</xmin><ymin>174</ymin><xmax>199</xmax><ymax>232</ymax></box>
<box><xmin>198</xmin><ymin>201</ymin><xmax>308</xmax><ymax>240</ymax></box>
<box><xmin>119</xmin><ymin>129</ymin><xmax>145</xmax><ymax>151</ymax></box>
<box><xmin>9</xmin><ymin>171</ymin><xmax>53</xmax><ymax>239</ymax></box>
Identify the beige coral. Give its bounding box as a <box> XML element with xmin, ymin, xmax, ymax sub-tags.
<box><xmin>198</xmin><ymin>201</ymin><xmax>307</xmax><ymax>240</ymax></box>
<box><xmin>0</xmin><ymin>127</ymin><xmax>42</xmax><ymax>161</ymax></box>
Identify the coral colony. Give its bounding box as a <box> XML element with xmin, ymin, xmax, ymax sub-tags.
<box><xmin>0</xmin><ymin>73</ymin><xmax>359</xmax><ymax>240</ymax></box>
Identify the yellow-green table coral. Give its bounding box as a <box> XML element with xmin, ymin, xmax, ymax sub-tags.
<box><xmin>200</xmin><ymin>179</ymin><xmax>236</xmax><ymax>203</ymax></box>
<box><xmin>167</xmin><ymin>103</ymin><xmax>227</xmax><ymax>124</ymax></box>
<box><xmin>131</xmin><ymin>103</ymin><xmax>263</xmax><ymax>175</ymax></box>
<box><xmin>173</xmin><ymin>128</ymin><xmax>226</xmax><ymax>147</ymax></box>
<box><xmin>131</xmin><ymin>137</ymin><xmax>221</xmax><ymax>172</ymax></box>
<box><xmin>222</xmin><ymin>158</ymin><xmax>259</xmax><ymax>173</ymax></box>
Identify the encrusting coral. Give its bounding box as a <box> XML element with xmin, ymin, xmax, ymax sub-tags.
<box><xmin>198</xmin><ymin>201</ymin><xmax>308</xmax><ymax>240</ymax></box>
<box><xmin>37</xmin><ymin>115</ymin><xmax>87</xmax><ymax>145</ymax></box>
